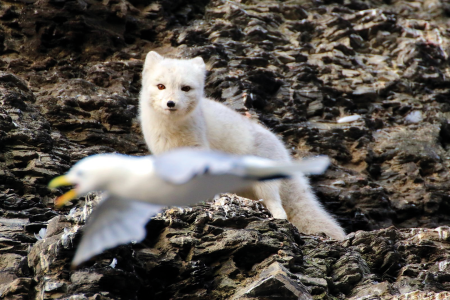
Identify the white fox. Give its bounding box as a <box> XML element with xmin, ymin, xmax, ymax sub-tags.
<box><xmin>139</xmin><ymin>51</ymin><xmax>346</xmax><ymax>240</ymax></box>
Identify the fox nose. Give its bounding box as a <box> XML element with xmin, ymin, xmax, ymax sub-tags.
<box><xmin>167</xmin><ymin>101</ymin><xmax>175</xmax><ymax>108</ymax></box>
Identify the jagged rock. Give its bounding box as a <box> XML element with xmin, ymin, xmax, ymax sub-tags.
<box><xmin>1</xmin><ymin>0</ymin><xmax>450</xmax><ymax>298</ymax></box>
<box><xmin>232</xmin><ymin>262</ymin><xmax>312</xmax><ymax>300</ymax></box>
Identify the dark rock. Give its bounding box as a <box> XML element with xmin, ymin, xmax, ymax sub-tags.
<box><xmin>235</xmin><ymin>262</ymin><xmax>312</xmax><ymax>300</ymax></box>
<box><xmin>1</xmin><ymin>0</ymin><xmax>450</xmax><ymax>298</ymax></box>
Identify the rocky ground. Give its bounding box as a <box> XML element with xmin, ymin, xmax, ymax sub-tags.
<box><xmin>1</xmin><ymin>0</ymin><xmax>450</xmax><ymax>299</ymax></box>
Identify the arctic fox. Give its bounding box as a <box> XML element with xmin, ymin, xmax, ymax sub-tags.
<box><xmin>139</xmin><ymin>51</ymin><xmax>346</xmax><ymax>240</ymax></box>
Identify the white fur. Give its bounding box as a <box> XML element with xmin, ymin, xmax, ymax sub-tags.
<box><xmin>139</xmin><ymin>51</ymin><xmax>346</xmax><ymax>240</ymax></box>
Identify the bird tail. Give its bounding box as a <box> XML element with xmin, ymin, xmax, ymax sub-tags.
<box><xmin>242</xmin><ymin>156</ymin><xmax>330</xmax><ymax>180</ymax></box>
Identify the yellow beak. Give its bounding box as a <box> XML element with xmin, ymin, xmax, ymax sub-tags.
<box><xmin>48</xmin><ymin>175</ymin><xmax>78</xmax><ymax>208</ymax></box>
<box><xmin>48</xmin><ymin>175</ymin><xmax>72</xmax><ymax>189</ymax></box>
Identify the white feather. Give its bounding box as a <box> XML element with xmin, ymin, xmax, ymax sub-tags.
<box><xmin>337</xmin><ymin>115</ymin><xmax>361</xmax><ymax>123</ymax></box>
<box><xmin>405</xmin><ymin>111</ymin><xmax>422</xmax><ymax>123</ymax></box>
<box><xmin>71</xmin><ymin>196</ymin><xmax>163</xmax><ymax>267</ymax></box>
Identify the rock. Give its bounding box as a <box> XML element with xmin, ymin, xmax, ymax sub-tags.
<box><xmin>1</xmin><ymin>0</ymin><xmax>450</xmax><ymax>298</ymax></box>
<box><xmin>232</xmin><ymin>262</ymin><xmax>312</xmax><ymax>300</ymax></box>
<box><xmin>0</xmin><ymin>278</ymin><xmax>32</xmax><ymax>300</ymax></box>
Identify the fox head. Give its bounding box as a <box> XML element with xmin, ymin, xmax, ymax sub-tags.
<box><xmin>140</xmin><ymin>51</ymin><xmax>206</xmax><ymax>119</ymax></box>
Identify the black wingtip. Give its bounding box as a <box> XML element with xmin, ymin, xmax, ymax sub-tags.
<box><xmin>249</xmin><ymin>174</ymin><xmax>291</xmax><ymax>181</ymax></box>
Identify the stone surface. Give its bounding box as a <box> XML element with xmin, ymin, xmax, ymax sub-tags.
<box><xmin>1</xmin><ymin>0</ymin><xmax>450</xmax><ymax>298</ymax></box>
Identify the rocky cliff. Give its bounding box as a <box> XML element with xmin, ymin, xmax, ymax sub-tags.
<box><xmin>1</xmin><ymin>0</ymin><xmax>450</xmax><ymax>299</ymax></box>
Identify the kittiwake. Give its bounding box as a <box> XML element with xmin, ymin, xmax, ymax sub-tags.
<box><xmin>48</xmin><ymin>148</ymin><xmax>330</xmax><ymax>267</ymax></box>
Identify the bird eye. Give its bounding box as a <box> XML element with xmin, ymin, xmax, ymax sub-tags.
<box><xmin>181</xmin><ymin>86</ymin><xmax>191</xmax><ymax>92</ymax></box>
<box><xmin>76</xmin><ymin>170</ymin><xmax>84</xmax><ymax>177</ymax></box>
<box><xmin>157</xmin><ymin>84</ymin><xmax>165</xmax><ymax>90</ymax></box>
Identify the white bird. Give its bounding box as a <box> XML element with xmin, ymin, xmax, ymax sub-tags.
<box><xmin>48</xmin><ymin>148</ymin><xmax>330</xmax><ymax>267</ymax></box>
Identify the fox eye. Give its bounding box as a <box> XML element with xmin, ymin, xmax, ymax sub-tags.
<box><xmin>181</xmin><ymin>86</ymin><xmax>191</xmax><ymax>92</ymax></box>
<box><xmin>157</xmin><ymin>84</ymin><xmax>165</xmax><ymax>90</ymax></box>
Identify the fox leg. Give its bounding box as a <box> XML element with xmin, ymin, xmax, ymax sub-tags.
<box><xmin>252</xmin><ymin>181</ymin><xmax>287</xmax><ymax>219</ymax></box>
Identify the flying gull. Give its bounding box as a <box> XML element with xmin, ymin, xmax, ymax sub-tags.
<box><xmin>49</xmin><ymin>148</ymin><xmax>330</xmax><ymax>267</ymax></box>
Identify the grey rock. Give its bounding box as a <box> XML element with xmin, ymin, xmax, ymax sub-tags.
<box><xmin>1</xmin><ymin>0</ymin><xmax>450</xmax><ymax>298</ymax></box>
<box><xmin>232</xmin><ymin>262</ymin><xmax>312</xmax><ymax>300</ymax></box>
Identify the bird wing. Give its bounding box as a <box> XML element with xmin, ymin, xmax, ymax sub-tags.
<box><xmin>153</xmin><ymin>148</ymin><xmax>330</xmax><ymax>185</ymax></box>
<box><xmin>72</xmin><ymin>194</ymin><xmax>163</xmax><ymax>267</ymax></box>
<box><xmin>240</xmin><ymin>155</ymin><xmax>330</xmax><ymax>179</ymax></box>
<box><xmin>153</xmin><ymin>149</ymin><xmax>244</xmax><ymax>184</ymax></box>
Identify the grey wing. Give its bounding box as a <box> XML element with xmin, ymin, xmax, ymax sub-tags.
<box><xmin>154</xmin><ymin>148</ymin><xmax>244</xmax><ymax>184</ymax></box>
<box><xmin>240</xmin><ymin>155</ymin><xmax>330</xmax><ymax>179</ymax></box>
<box><xmin>153</xmin><ymin>148</ymin><xmax>330</xmax><ymax>185</ymax></box>
<box><xmin>72</xmin><ymin>195</ymin><xmax>163</xmax><ymax>267</ymax></box>
<box><xmin>291</xmin><ymin>156</ymin><xmax>330</xmax><ymax>175</ymax></box>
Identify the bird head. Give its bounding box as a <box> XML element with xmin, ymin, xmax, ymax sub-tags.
<box><xmin>48</xmin><ymin>154</ymin><xmax>121</xmax><ymax>207</ymax></box>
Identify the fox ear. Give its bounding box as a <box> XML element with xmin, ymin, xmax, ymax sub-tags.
<box><xmin>191</xmin><ymin>56</ymin><xmax>205</xmax><ymax>70</ymax></box>
<box><xmin>143</xmin><ymin>51</ymin><xmax>163</xmax><ymax>73</ymax></box>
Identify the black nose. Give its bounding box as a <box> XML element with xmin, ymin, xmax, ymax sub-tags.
<box><xmin>167</xmin><ymin>101</ymin><xmax>175</xmax><ymax>108</ymax></box>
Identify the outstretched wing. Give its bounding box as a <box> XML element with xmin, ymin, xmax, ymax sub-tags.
<box><xmin>153</xmin><ymin>149</ymin><xmax>245</xmax><ymax>184</ymax></box>
<box><xmin>72</xmin><ymin>195</ymin><xmax>163</xmax><ymax>267</ymax></box>
<box><xmin>153</xmin><ymin>148</ymin><xmax>330</xmax><ymax>185</ymax></box>
<box><xmin>240</xmin><ymin>155</ymin><xmax>330</xmax><ymax>179</ymax></box>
